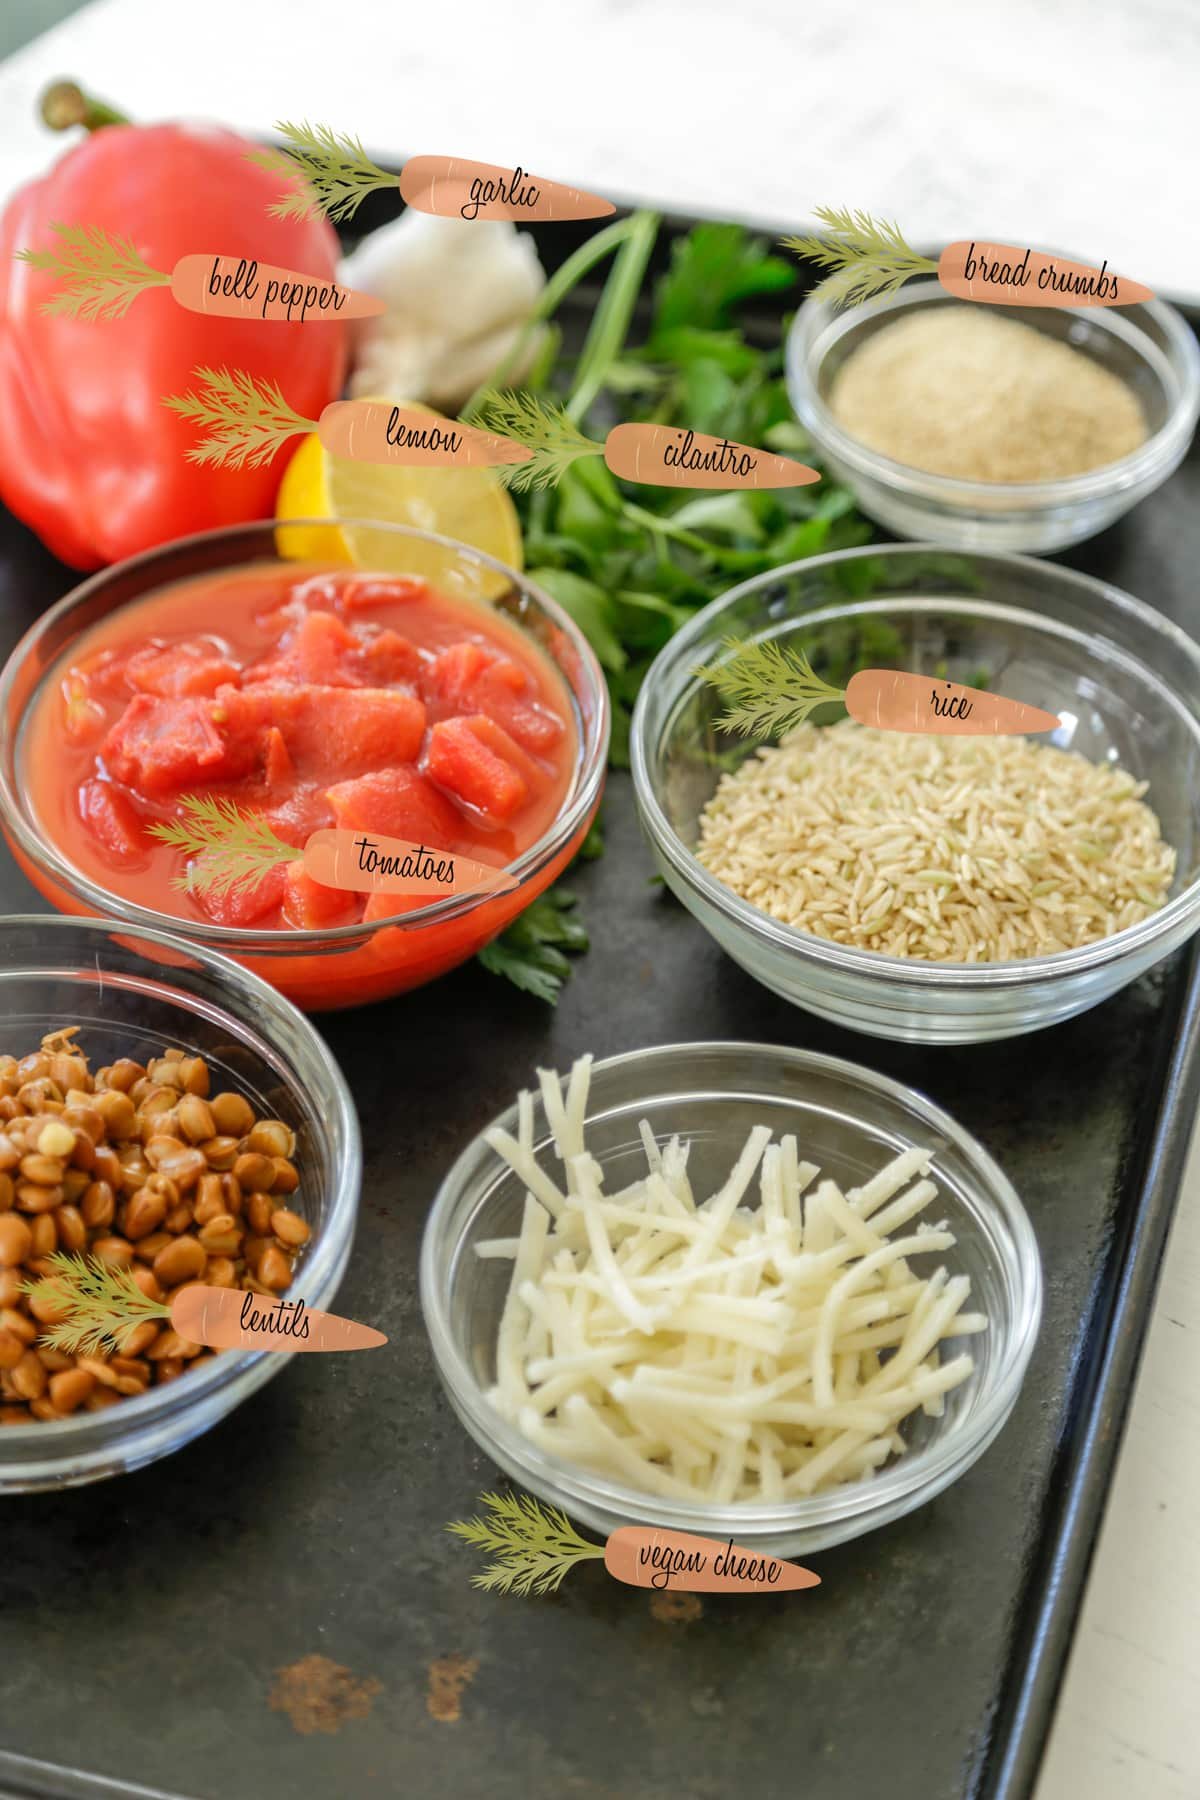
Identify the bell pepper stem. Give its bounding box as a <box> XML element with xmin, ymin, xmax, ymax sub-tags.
<box><xmin>40</xmin><ymin>81</ymin><xmax>129</xmax><ymax>132</ymax></box>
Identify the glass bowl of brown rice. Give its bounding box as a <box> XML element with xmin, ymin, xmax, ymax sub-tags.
<box><xmin>630</xmin><ymin>544</ymin><xmax>1200</xmax><ymax>1045</ymax></box>
<box><xmin>786</xmin><ymin>280</ymin><xmax>1200</xmax><ymax>553</ymax></box>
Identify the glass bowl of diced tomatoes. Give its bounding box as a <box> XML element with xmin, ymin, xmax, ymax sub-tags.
<box><xmin>0</xmin><ymin>522</ymin><xmax>609</xmax><ymax>1011</ymax></box>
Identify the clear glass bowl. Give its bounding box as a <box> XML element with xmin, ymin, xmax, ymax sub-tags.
<box><xmin>0</xmin><ymin>520</ymin><xmax>609</xmax><ymax>1012</ymax></box>
<box><xmin>630</xmin><ymin>543</ymin><xmax>1200</xmax><ymax>1044</ymax></box>
<box><xmin>420</xmin><ymin>1041</ymin><xmax>1041</xmax><ymax>1556</ymax></box>
<box><xmin>786</xmin><ymin>280</ymin><xmax>1200</xmax><ymax>552</ymax></box>
<box><xmin>0</xmin><ymin>915</ymin><xmax>362</xmax><ymax>1493</ymax></box>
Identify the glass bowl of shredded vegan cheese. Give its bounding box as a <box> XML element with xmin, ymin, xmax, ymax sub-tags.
<box><xmin>786</xmin><ymin>279</ymin><xmax>1199</xmax><ymax>552</ymax></box>
<box><xmin>420</xmin><ymin>1042</ymin><xmax>1041</xmax><ymax>1555</ymax></box>
<box><xmin>631</xmin><ymin>544</ymin><xmax>1200</xmax><ymax>1045</ymax></box>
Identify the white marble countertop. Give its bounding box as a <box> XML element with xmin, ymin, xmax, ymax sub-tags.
<box><xmin>2</xmin><ymin>2</ymin><xmax>1198</xmax><ymax>1793</ymax></box>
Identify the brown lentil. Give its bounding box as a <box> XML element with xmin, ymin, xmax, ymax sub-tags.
<box><xmin>234</xmin><ymin>1152</ymin><xmax>276</xmax><ymax>1194</ymax></box>
<box><xmin>0</xmin><ymin>1214</ymin><xmax>33</xmax><ymax>1266</ymax></box>
<box><xmin>0</xmin><ymin>1029</ymin><xmax>312</xmax><ymax>1425</ymax></box>
<box><xmin>49</xmin><ymin>1368</ymin><xmax>94</xmax><ymax>1413</ymax></box>
<box><xmin>247</xmin><ymin>1193</ymin><xmax>275</xmax><ymax>1238</ymax></box>
<box><xmin>271</xmin><ymin>1209</ymin><xmax>311</xmax><ymax>1249</ymax></box>
<box><xmin>210</xmin><ymin>1092</ymin><xmax>254</xmax><ymax>1138</ymax></box>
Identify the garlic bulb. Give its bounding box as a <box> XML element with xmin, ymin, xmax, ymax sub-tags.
<box><xmin>339</xmin><ymin>212</ymin><xmax>547</xmax><ymax>410</ymax></box>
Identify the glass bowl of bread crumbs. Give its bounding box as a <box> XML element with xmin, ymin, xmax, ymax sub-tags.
<box><xmin>420</xmin><ymin>1042</ymin><xmax>1040</xmax><ymax>1555</ymax></box>
<box><xmin>0</xmin><ymin>915</ymin><xmax>361</xmax><ymax>1492</ymax></box>
<box><xmin>786</xmin><ymin>280</ymin><xmax>1199</xmax><ymax>552</ymax></box>
<box><xmin>630</xmin><ymin>544</ymin><xmax>1200</xmax><ymax>1044</ymax></box>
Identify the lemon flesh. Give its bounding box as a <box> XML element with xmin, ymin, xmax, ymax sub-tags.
<box><xmin>274</xmin><ymin>401</ymin><xmax>523</xmax><ymax>601</ymax></box>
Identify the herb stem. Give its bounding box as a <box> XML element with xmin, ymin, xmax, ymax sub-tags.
<box><xmin>461</xmin><ymin>215</ymin><xmax>644</xmax><ymax>422</ymax></box>
<box><xmin>40</xmin><ymin>80</ymin><xmax>129</xmax><ymax>132</ymax></box>
<box><xmin>566</xmin><ymin>210</ymin><xmax>660</xmax><ymax>421</ymax></box>
<box><xmin>619</xmin><ymin>500</ymin><xmax>713</xmax><ymax>555</ymax></box>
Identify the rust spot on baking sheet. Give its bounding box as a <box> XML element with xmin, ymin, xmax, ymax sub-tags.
<box><xmin>269</xmin><ymin>1654</ymin><xmax>382</xmax><ymax>1735</ymax></box>
<box><xmin>649</xmin><ymin>1591</ymin><xmax>703</xmax><ymax>1624</ymax></box>
<box><xmin>427</xmin><ymin>1653</ymin><xmax>479</xmax><ymax>1722</ymax></box>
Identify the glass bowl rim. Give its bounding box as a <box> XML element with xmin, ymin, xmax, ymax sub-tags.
<box><xmin>419</xmin><ymin>1037</ymin><xmax>1043</xmax><ymax>1531</ymax></box>
<box><xmin>787</xmin><ymin>278</ymin><xmax>1200</xmax><ymax>506</ymax></box>
<box><xmin>630</xmin><ymin>540</ymin><xmax>1200</xmax><ymax>987</ymax></box>
<box><xmin>0</xmin><ymin>517</ymin><xmax>610</xmax><ymax>948</ymax></box>
<box><xmin>0</xmin><ymin>911</ymin><xmax>362</xmax><ymax>1456</ymax></box>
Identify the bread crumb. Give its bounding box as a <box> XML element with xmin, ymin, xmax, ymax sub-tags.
<box><xmin>829</xmin><ymin>306</ymin><xmax>1146</xmax><ymax>482</ymax></box>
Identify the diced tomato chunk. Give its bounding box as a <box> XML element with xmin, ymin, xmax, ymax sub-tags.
<box><xmin>281</xmin><ymin>864</ymin><xmax>359</xmax><ymax>929</ymax></box>
<box><xmin>426</xmin><ymin>715</ymin><xmax>528</xmax><ymax>822</ymax></box>
<box><xmin>283</xmin><ymin>573</ymin><xmax>344</xmax><ymax>615</ymax></box>
<box><xmin>75</xmin><ymin>646</ymin><xmax>141</xmax><ymax>701</ymax></box>
<box><xmin>216</xmin><ymin>684</ymin><xmax>426</xmax><ymax>778</ymax></box>
<box><xmin>61</xmin><ymin>672</ymin><xmax>107</xmax><ymax>744</ymax></box>
<box><xmin>295</xmin><ymin>686</ymin><xmax>426</xmax><ymax>773</ymax></box>
<box><xmin>263</xmin><ymin>727</ymin><xmax>295</xmax><ymax>788</ymax></box>
<box><xmin>78</xmin><ymin>780</ymin><xmax>146</xmax><ymax>863</ymax></box>
<box><xmin>475</xmin><ymin>664</ymin><xmax>565</xmax><ymax>755</ymax></box>
<box><xmin>127</xmin><ymin>642</ymin><xmax>239</xmax><ymax>698</ymax></box>
<box><xmin>339</xmin><ymin>575</ymin><xmax>428</xmax><ymax>613</ymax></box>
<box><xmin>360</xmin><ymin>629</ymin><xmax>425</xmax><ymax>687</ymax></box>
<box><xmin>423</xmin><ymin>641</ymin><xmax>563</xmax><ymax>753</ymax></box>
<box><xmin>325</xmin><ymin>766</ymin><xmax>462</xmax><ymax>848</ymax></box>
<box><xmin>245</xmin><ymin>612</ymin><xmax>362</xmax><ymax>688</ymax></box>
<box><xmin>460</xmin><ymin>713</ymin><xmax>546</xmax><ymax>790</ymax></box>
<box><xmin>424</xmin><ymin>641</ymin><xmax>499</xmax><ymax>708</ymax></box>
<box><xmin>197</xmin><ymin>865</ymin><xmax>287</xmax><ymax>927</ymax></box>
<box><xmin>263</xmin><ymin>783</ymin><xmax>334</xmax><ymax>844</ymax></box>
<box><xmin>361</xmin><ymin>888</ymin><xmax>431</xmax><ymax>922</ymax></box>
<box><xmin>102</xmin><ymin>696</ymin><xmax>237</xmax><ymax>796</ymax></box>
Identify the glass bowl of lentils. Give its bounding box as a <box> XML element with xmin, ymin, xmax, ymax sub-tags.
<box><xmin>0</xmin><ymin>914</ymin><xmax>362</xmax><ymax>1491</ymax></box>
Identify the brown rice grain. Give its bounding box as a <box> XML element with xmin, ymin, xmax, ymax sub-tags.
<box><xmin>696</xmin><ymin>721</ymin><xmax>1175</xmax><ymax>963</ymax></box>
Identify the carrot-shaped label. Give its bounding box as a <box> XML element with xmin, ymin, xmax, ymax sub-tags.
<box><xmin>399</xmin><ymin>156</ymin><xmax>614</xmax><ymax>223</ymax></box>
<box><xmin>605</xmin><ymin>1528</ymin><xmax>820</xmax><ymax>1594</ymax></box>
<box><xmin>317</xmin><ymin>401</ymin><xmax>531</xmax><ymax>468</ymax></box>
<box><xmin>470</xmin><ymin>393</ymin><xmax>820</xmax><ymax>494</ymax></box>
<box><xmin>14</xmin><ymin>227</ymin><xmax>382</xmax><ymax>324</ymax></box>
<box><xmin>148</xmin><ymin>796</ymin><xmax>518</xmax><ymax>906</ymax></box>
<box><xmin>245</xmin><ymin>123</ymin><xmax>614</xmax><ymax>225</ymax></box>
<box><xmin>23</xmin><ymin>1253</ymin><xmax>386</xmax><ymax>1357</ymax></box>
<box><xmin>172</xmin><ymin>254</ymin><xmax>383</xmax><ymax>322</ymax></box>
<box><xmin>937</xmin><ymin>241</ymin><xmax>1154</xmax><ymax>308</ymax></box>
<box><xmin>170</xmin><ymin>1285</ymin><xmax>386</xmax><ymax>1351</ymax></box>
<box><xmin>783</xmin><ymin>206</ymin><xmax>1153</xmax><ymax>309</ymax></box>
<box><xmin>445</xmin><ymin>1493</ymin><xmax>822</xmax><ymax>1597</ymax></box>
<box><xmin>603</xmin><ymin>423</ymin><xmax>818</xmax><ymax>490</ymax></box>
<box><xmin>161</xmin><ymin>370</ymin><xmax>531</xmax><ymax>471</ymax></box>
<box><xmin>303</xmin><ymin>830</ymin><xmax>518</xmax><ymax>898</ymax></box>
<box><xmin>845</xmin><ymin>671</ymin><xmax>1060</xmax><ymax>736</ymax></box>
<box><xmin>697</xmin><ymin>638</ymin><xmax>1062</xmax><ymax>740</ymax></box>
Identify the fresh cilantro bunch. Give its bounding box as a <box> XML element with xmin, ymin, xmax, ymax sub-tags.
<box><xmin>477</xmin><ymin>221</ymin><xmax>873</xmax><ymax>1001</ymax></box>
<box><xmin>520</xmin><ymin>222</ymin><xmax>872</xmax><ymax>765</ymax></box>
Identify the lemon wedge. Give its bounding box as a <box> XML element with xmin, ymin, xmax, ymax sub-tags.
<box><xmin>274</xmin><ymin>399</ymin><xmax>524</xmax><ymax>601</ymax></box>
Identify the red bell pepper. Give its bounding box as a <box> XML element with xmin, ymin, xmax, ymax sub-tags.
<box><xmin>0</xmin><ymin>90</ymin><xmax>346</xmax><ymax>569</ymax></box>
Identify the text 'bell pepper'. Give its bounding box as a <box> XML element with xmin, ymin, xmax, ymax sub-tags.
<box><xmin>0</xmin><ymin>88</ymin><xmax>347</xmax><ymax>569</ymax></box>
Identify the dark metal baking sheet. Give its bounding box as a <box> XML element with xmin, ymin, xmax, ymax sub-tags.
<box><xmin>0</xmin><ymin>209</ymin><xmax>1197</xmax><ymax>1800</ymax></box>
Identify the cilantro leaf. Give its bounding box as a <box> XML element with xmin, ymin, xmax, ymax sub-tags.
<box><xmin>478</xmin><ymin>888</ymin><xmax>589</xmax><ymax>1004</ymax></box>
<box><xmin>477</xmin><ymin>220</ymin><xmax>873</xmax><ymax>1006</ymax></box>
<box><xmin>529</xmin><ymin>567</ymin><xmax>626</xmax><ymax>673</ymax></box>
<box><xmin>650</xmin><ymin>224</ymin><xmax>795</xmax><ymax>337</ymax></box>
